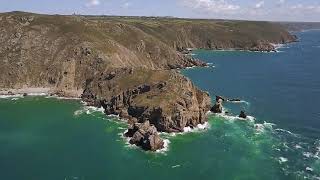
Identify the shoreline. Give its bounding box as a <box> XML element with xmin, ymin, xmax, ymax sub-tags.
<box><xmin>182</xmin><ymin>39</ymin><xmax>298</xmax><ymax>55</ymax></box>
<box><xmin>0</xmin><ymin>87</ymin><xmax>82</xmax><ymax>99</ymax></box>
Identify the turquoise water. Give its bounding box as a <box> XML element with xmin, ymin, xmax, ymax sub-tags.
<box><xmin>1</xmin><ymin>30</ymin><xmax>320</xmax><ymax>179</ymax></box>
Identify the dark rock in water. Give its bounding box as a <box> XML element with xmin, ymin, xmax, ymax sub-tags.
<box><xmin>23</xmin><ymin>93</ymin><xmax>28</xmax><ymax>97</ymax></box>
<box><xmin>211</xmin><ymin>95</ymin><xmax>224</xmax><ymax>113</ymax></box>
<box><xmin>125</xmin><ymin>121</ymin><xmax>164</xmax><ymax>151</ymax></box>
<box><xmin>228</xmin><ymin>98</ymin><xmax>241</xmax><ymax>102</ymax></box>
<box><xmin>211</xmin><ymin>101</ymin><xmax>223</xmax><ymax>113</ymax></box>
<box><xmin>239</xmin><ymin>111</ymin><xmax>247</xmax><ymax>119</ymax></box>
<box><xmin>216</xmin><ymin>95</ymin><xmax>225</xmax><ymax>102</ymax></box>
<box><xmin>7</xmin><ymin>91</ymin><xmax>14</xmax><ymax>95</ymax></box>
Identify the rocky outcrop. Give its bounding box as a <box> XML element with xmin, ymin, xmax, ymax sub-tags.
<box><xmin>249</xmin><ymin>42</ymin><xmax>276</xmax><ymax>52</ymax></box>
<box><xmin>211</xmin><ymin>96</ymin><xmax>224</xmax><ymax>113</ymax></box>
<box><xmin>81</xmin><ymin>68</ymin><xmax>211</xmax><ymax>150</ymax></box>
<box><xmin>239</xmin><ymin>111</ymin><xmax>247</xmax><ymax>119</ymax></box>
<box><xmin>125</xmin><ymin>121</ymin><xmax>164</xmax><ymax>151</ymax></box>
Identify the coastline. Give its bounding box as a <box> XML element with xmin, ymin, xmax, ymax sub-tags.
<box><xmin>0</xmin><ymin>87</ymin><xmax>82</xmax><ymax>99</ymax></box>
<box><xmin>182</xmin><ymin>42</ymin><xmax>295</xmax><ymax>56</ymax></box>
<box><xmin>0</xmin><ymin>88</ymin><xmax>50</xmax><ymax>96</ymax></box>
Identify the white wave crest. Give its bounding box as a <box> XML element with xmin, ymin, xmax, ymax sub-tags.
<box><xmin>73</xmin><ymin>106</ymin><xmax>105</xmax><ymax>116</ymax></box>
<box><xmin>183</xmin><ymin>122</ymin><xmax>210</xmax><ymax>133</ymax></box>
<box><xmin>185</xmin><ymin>66</ymin><xmax>197</xmax><ymax>69</ymax></box>
<box><xmin>227</xmin><ymin>100</ymin><xmax>250</xmax><ymax>105</ymax></box>
<box><xmin>303</xmin><ymin>152</ymin><xmax>313</xmax><ymax>158</ymax></box>
<box><xmin>171</xmin><ymin>164</ymin><xmax>181</xmax><ymax>168</ymax></box>
<box><xmin>216</xmin><ymin>113</ymin><xmax>255</xmax><ymax>122</ymax></box>
<box><xmin>279</xmin><ymin>157</ymin><xmax>288</xmax><ymax>163</ymax></box>
<box><xmin>46</xmin><ymin>95</ymin><xmax>80</xmax><ymax>100</ymax></box>
<box><xmin>27</xmin><ymin>92</ymin><xmax>48</xmax><ymax>96</ymax></box>
<box><xmin>306</xmin><ymin>167</ymin><xmax>314</xmax><ymax>172</ymax></box>
<box><xmin>275</xmin><ymin>128</ymin><xmax>298</xmax><ymax>137</ymax></box>
<box><xmin>254</xmin><ymin>122</ymin><xmax>275</xmax><ymax>133</ymax></box>
<box><xmin>0</xmin><ymin>94</ymin><xmax>24</xmax><ymax>99</ymax></box>
<box><xmin>156</xmin><ymin>139</ymin><xmax>170</xmax><ymax>153</ymax></box>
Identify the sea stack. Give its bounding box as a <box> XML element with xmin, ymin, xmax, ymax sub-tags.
<box><xmin>211</xmin><ymin>96</ymin><xmax>224</xmax><ymax>113</ymax></box>
<box><xmin>125</xmin><ymin>121</ymin><xmax>164</xmax><ymax>151</ymax></box>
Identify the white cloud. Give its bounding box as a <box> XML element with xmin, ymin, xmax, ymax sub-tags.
<box><xmin>255</xmin><ymin>1</ymin><xmax>264</xmax><ymax>9</ymax></box>
<box><xmin>290</xmin><ymin>4</ymin><xmax>320</xmax><ymax>13</ymax></box>
<box><xmin>86</xmin><ymin>0</ymin><xmax>100</xmax><ymax>7</ymax></box>
<box><xmin>180</xmin><ymin>0</ymin><xmax>240</xmax><ymax>14</ymax></box>
<box><xmin>178</xmin><ymin>0</ymin><xmax>320</xmax><ymax>21</ymax></box>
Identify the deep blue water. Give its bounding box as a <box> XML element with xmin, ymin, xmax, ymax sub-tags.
<box><xmin>184</xmin><ymin>30</ymin><xmax>320</xmax><ymax>139</ymax></box>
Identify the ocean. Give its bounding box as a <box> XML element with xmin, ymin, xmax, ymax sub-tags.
<box><xmin>1</xmin><ymin>30</ymin><xmax>320</xmax><ymax>180</ymax></box>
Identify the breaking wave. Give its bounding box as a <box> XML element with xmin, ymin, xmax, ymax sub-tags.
<box><xmin>211</xmin><ymin>109</ymin><xmax>320</xmax><ymax>179</ymax></box>
<box><xmin>0</xmin><ymin>94</ymin><xmax>24</xmax><ymax>99</ymax></box>
<box><xmin>74</xmin><ymin>105</ymin><xmax>105</xmax><ymax>116</ymax></box>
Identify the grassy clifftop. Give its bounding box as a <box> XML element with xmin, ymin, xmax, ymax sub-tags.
<box><xmin>101</xmin><ymin>16</ymin><xmax>296</xmax><ymax>50</ymax></box>
<box><xmin>0</xmin><ymin>11</ymin><xmax>296</xmax><ymax>91</ymax></box>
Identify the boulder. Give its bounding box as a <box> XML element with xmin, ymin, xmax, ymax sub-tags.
<box><xmin>125</xmin><ymin>121</ymin><xmax>164</xmax><ymax>151</ymax></box>
<box><xmin>7</xmin><ymin>91</ymin><xmax>14</xmax><ymax>95</ymax></box>
<box><xmin>239</xmin><ymin>111</ymin><xmax>247</xmax><ymax>119</ymax></box>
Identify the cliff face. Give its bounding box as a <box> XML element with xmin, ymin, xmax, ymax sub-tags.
<box><xmin>0</xmin><ymin>12</ymin><xmax>297</xmax><ymax>150</ymax></box>
<box><xmin>82</xmin><ymin>68</ymin><xmax>211</xmax><ymax>133</ymax></box>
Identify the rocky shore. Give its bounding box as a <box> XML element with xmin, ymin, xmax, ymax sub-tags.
<box><xmin>81</xmin><ymin>68</ymin><xmax>211</xmax><ymax>150</ymax></box>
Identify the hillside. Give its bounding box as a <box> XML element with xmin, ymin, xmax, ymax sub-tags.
<box><xmin>0</xmin><ymin>12</ymin><xmax>297</xmax><ymax>150</ymax></box>
<box><xmin>0</xmin><ymin>12</ymin><xmax>296</xmax><ymax>91</ymax></box>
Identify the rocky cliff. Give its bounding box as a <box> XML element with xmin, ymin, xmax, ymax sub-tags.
<box><xmin>82</xmin><ymin>68</ymin><xmax>211</xmax><ymax>132</ymax></box>
<box><xmin>0</xmin><ymin>11</ymin><xmax>297</xmax><ymax>150</ymax></box>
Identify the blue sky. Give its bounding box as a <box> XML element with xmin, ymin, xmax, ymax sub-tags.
<box><xmin>0</xmin><ymin>0</ymin><xmax>319</xmax><ymax>22</ymax></box>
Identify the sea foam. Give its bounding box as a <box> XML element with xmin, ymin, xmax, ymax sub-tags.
<box><xmin>0</xmin><ymin>94</ymin><xmax>24</xmax><ymax>99</ymax></box>
<box><xmin>74</xmin><ymin>106</ymin><xmax>105</xmax><ymax>116</ymax></box>
<box><xmin>279</xmin><ymin>157</ymin><xmax>288</xmax><ymax>163</ymax></box>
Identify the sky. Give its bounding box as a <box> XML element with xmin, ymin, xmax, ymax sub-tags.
<box><xmin>0</xmin><ymin>0</ymin><xmax>319</xmax><ymax>22</ymax></box>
